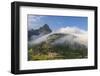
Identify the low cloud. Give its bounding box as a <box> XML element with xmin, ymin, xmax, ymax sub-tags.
<box><xmin>28</xmin><ymin>26</ymin><xmax>88</xmax><ymax>47</ymax></box>
<box><xmin>56</xmin><ymin>26</ymin><xmax>88</xmax><ymax>46</ymax></box>
<box><xmin>57</xmin><ymin>26</ymin><xmax>87</xmax><ymax>34</ymax></box>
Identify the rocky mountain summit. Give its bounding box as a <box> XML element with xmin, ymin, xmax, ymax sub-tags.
<box><xmin>28</xmin><ymin>24</ymin><xmax>52</xmax><ymax>40</ymax></box>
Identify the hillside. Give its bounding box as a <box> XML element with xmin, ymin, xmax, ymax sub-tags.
<box><xmin>28</xmin><ymin>25</ymin><xmax>88</xmax><ymax>61</ymax></box>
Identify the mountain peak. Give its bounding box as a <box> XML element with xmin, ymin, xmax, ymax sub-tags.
<box><xmin>28</xmin><ymin>24</ymin><xmax>52</xmax><ymax>41</ymax></box>
<box><xmin>39</xmin><ymin>24</ymin><xmax>52</xmax><ymax>34</ymax></box>
<box><xmin>43</xmin><ymin>24</ymin><xmax>49</xmax><ymax>28</ymax></box>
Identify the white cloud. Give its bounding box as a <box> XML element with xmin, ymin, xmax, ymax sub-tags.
<box><xmin>28</xmin><ymin>15</ymin><xmax>44</xmax><ymax>30</ymax></box>
<box><xmin>55</xmin><ymin>26</ymin><xmax>88</xmax><ymax>46</ymax></box>
<box><xmin>28</xmin><ymin>16</ymin><xmax>43</xmax><ymax>22</ymax></box>
<box><xmin>28</xmin><ymin>26</ymin><xmax>88</xmax><ymax>47</ymax></box>
<box><xmin>57</xmin><ymin>26</ymin><xmax>87</xmax><ymax>34</ymax></box>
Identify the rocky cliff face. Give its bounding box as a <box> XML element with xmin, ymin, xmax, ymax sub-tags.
<box><xmin>28</xmin><ymin>24</ymin><xmax>52</xmax><ymax>41</ymax></box>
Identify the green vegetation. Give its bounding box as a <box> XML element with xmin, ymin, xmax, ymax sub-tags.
<box><xmin>28</xmin><ymin>41</ymin><xmax>87</xmax><ymax>61</ymax></box>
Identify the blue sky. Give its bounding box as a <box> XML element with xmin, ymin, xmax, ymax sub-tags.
<box><xmin>28</xmin><ymin>15</ymin><xmax>88</xmax><ymax>31</ymax></box>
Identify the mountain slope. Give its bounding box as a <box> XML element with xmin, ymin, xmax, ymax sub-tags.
<box><xmin>28</xmin><ymin>27</ymin><xmax>87</xmax><ymax>48</ymax></box>
<box><xmin>28</xmin><ymin>26</ymin><xmax>88</xmax><ymax>60</ymax></box>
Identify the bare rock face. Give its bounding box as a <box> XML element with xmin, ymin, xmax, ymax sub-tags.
<box><xmin>28</xmin><ymin>24</ymin><xmax>52</xmax><ymax>41</ymax></box>
<box><xmin>39</xmin><ymin>24</ymin><xmax>52</xmax><ymax>34</ymax></box>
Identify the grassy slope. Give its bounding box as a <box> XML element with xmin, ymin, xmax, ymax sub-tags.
<box><xmin>28</xmin><ymin>41</ymin><xmax>87</xmax><ymax>61</ymax></box>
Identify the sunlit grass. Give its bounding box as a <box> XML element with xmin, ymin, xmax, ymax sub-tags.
<box><xmin>28</xmin><ymin>41</ymin><xmax>87</xmax><ymax>61</ymax></box>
